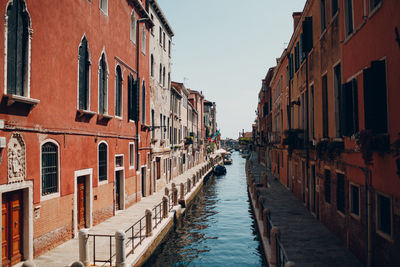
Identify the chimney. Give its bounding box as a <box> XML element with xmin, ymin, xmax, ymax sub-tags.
<box><xmin>292</xmin><ymin>12</ymin><xmax>302</xmax><ymax>32</ymax></box>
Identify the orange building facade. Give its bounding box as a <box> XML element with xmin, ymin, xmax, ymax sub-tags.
<box><xmin>0</xmin><ymin>0</ymin><xmax>153</xmax><ymax>265</ymax></box>
<box><xmin>256</xmin><ymin>0</ymin><xmax>400</xmax><ymax>265</ymax></box>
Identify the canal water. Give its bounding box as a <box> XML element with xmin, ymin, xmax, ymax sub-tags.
<box><xmin>144</xmin><ymin>151</ymin><xmax>266</xmax><ymax>266</ymax></box>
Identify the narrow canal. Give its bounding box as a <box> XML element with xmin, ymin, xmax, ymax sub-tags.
<box><xmin>144</xmin><ymin>151</ymin><xmax>266</xmax><ymax>266</ymax></box>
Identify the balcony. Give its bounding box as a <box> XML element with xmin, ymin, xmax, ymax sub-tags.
<box><xmin>268</xmin><ymin>131</ymin><xmax>282</xmax><ymax>144</ymax></box>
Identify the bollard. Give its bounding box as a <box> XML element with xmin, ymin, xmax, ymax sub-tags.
<box><xmin>70</xmin><ymin>262</ymin><xmax>84</xmax><ymax>267</ymax></box>
<box><xmin>115</xmin><ymin>230</ymin><xmax>127</xmax><ymax>267</ymax></box>
<box><xmin>270</xmin><ymin>227</ymin><xmax>281</xmax><ymax>265</ymax></box>
<box><xmin>187</xmin><ymin>178</ymin><xmax>191</xmax><ymax>192</ymax></box>
<box><xmin>79</xmin><ymin>229</ymin><xmax>90</xmax><ymax>267</ymax></box>
<box><xmin>180</xmin><ymin>183</ymin><xmax>185</xmax><ymax>200</ymax></box>
<box><xmin>285</xmin><ymin>261</ymin><xmax>296</xmax><ymax>267</ymax></box>
<box><xmin>22</xmin><ymin>261</ymin><xmax>36</xmax><ymax>267</ymax></box>
<box><xmin>145</xmin><ymin>209</ymin><xmax>152</xmax><ymax>237</ymax></box>
<box><xmin>165</xmin><ymin>187</ymin><xmax>169</xmax><ymax>196</ymax></box>
<box><xmin>263</xmin><ymin>209</ymin><xmax>270</xmax><ymax>237</ymax></box>
<box><xmin>162</xmin><ymin>196</ymin><xmax>168</xmax><ymax>218</ymax></box>
<box><xmin>172</xmin><ymin>188</ymin><xmax>178</xmax><ymax>206</ymax></box>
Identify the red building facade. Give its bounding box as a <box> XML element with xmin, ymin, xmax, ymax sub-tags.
<box><xmin>0</xmin><ymin>0</ymin><xmax>153</xmax><ymax>265</ymax></box>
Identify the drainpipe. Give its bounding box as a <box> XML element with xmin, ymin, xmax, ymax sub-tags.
<box><xmin>365</xmin><ymin>168</ymin><xmax>373</xmax><ymax>267</ymax></box>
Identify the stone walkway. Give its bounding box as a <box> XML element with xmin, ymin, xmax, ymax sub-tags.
<box><xmin>23</xmin><ymin>160</ymin><xmax>211</xmax><ymax>267</ymax></box>
<box><xmin>248</xmin><ymin>151</ymin><xmax>363</xmax><ymax>267</ymax></box>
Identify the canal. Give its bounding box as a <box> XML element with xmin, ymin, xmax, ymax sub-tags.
<box><xmin>144</xmin><ymin>151</ymin><xmax>266</xmax><ymax>266</ymax></box>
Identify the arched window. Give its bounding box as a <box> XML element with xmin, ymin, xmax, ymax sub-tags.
<box><xmin>99</xmin><ymin>53</ymin><xmax>108</xmax><ymax>114</ymax></box>
<box><xmin>130</xmin><ymin>11</ymin><xmax>136</xmax><ymax>43</ymax></box>
<box><xmin>41</xmin><ymin>142</ymin><xmax>58</xmax><ymax>196</ymax></box>
<box><xmin>141</xmin><ymin>25</ymin><xmax>146</xmax><ymax>54</ymax></box>
<box><xmin>100</xmin><ymin>0</ymin><xmax>108</xmax><ymax>15</ymax></box>
<box><xmin>115</xmin><ymin>66</ymin><xmax>122</xmax><ymax>117</ymax></box>
<box><xmin>128</xmin><ymin>74</ymin><xmax>139</xmax><ymax>121</ymax></box>
<box><xmin>162</xmin><ymin>67</ymin><xmax>166</xmax><ymax>87</ymax></box>
<box><xmin>141</xmin><ymin>80</ymin><xmax>146</xmax><ymax>123</ymax></box>
<box><xmin>6</xmin><ymin>0</ymin><xmax>31</xmax><ymax>96</ymax></box>
<box><xmin>150</xmin><ymin>54</ymin><xmax>154</xmax><ymax>77</ymax></box>
<box><xmin>168</xmin><ymin>72</ymin><xmax>171</xmax><ymax>90</ymax></box>
<box><xmin>98</xmin><ymin>142</ymin><xmax>108</xmax><ymax>182</ymax></box>
<box><xmin>78</xmin><ymin>37</ymin><xmax>90</xmax><ymax>110</ymax></box>
<box><xmin>159</xmin><ymin>64</ymin><xmax>162</xmax><ymax>84</ymax></box>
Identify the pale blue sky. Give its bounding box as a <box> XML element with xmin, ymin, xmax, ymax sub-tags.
<box><xmin>158</xmin><ymin>0</ymin><xmax>307</xmax><ymax>139</ymax></box>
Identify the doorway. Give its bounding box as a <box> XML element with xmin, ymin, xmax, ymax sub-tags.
<box><xmin>77</xmin><ymin>176</ymin><xmax>86</xmax><ymax>229</ymax></box>
<box><xmin>2</xmin><ymin>190</ymin><xmax>23</xmax><ymax>267</ymax></box>
<box><xmin>115</xmin><ymin>171</ymin><xmax>123</xmax><ymax>210</ymax></box>
<box><xmin>74</xmin><ymin>169</ymin><xmax>93</xmax><ymax>237</ymax></box>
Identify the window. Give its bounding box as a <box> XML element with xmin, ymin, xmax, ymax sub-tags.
<box><xmin>168</xmin><ymin>40</ymin><xmax>171</xmax><ymax>57</ymax></box>
<box><xmin>129</xmin><ymin>142</ymin><xmax>135</xmax><ymax>168</ymax></box>
<box><xmin>332</xmin><ymin>0</ymin><xmax>338</xmax><ymax>16</ymax></box>
<box><xmin>168</xmin><ymin>72</ymin><xmax>170</xmax><ymax>90</ymax></box>
<box><xmin>159</xmin><ymin>64</ymin><xmax>162</xmax><ymax>84</ymax></box>
<box><xmin>337</xmin><ymin>173</ymin><xmax>345</xmax><ymax>213</ymax></box>
<box><xmin>41</xmin><ymin>142</ymin><xmax>58</xmax><ymax>196</ymax></box>
<box><xmin>163</xmin><ymin>32</ymin><xmax>166</xmax><ymax>49</ymax></box>
<box><xmin>320</xmin><ymin>0</ymin><xmax>326</xmax><ymax>32</ymax></box>
<box><xmin>333</xmin><ymin>64</ymin><xmax>341</xmax><ymax>137</ymax></box>
<box><xmin>6</xmin><ymin>0</ymin><xmax>31</xmax><ymax>97</ymax></box>
<box><xmin>78</xmin><ymin>37</ymin><xmax>90</xmax><ymax>110</ymax></box>
<box><xmin>300</xmin><ymin>34</ymin><xmax>305</xmax><ymax>62</ymax></box>
<box><xmin>99</xmin><ymin>53</ymin><xmax>108</xmax><ymax>114</ymax></box>
<box><xmin>100</xmin><ymin>0</ymin><xmax>108</xmax><ymax>15</ymax></box>
<box><xmin>344</xmin><ymin>0</ymin><xmax>354</xmax><ymax>36</ymax></box>
<box><xmin>150</xmin><ymin>54</ymin><xmax>154</xmax><ymax>77</ymax></box>
<box><xmin>150</xmin><ymin>14</ymin><xmax>154</xmax><ymax>34</ymax></box>
<box><xmin>160</xmin><ymin>114</ymin><xmax>163</xmax><ymax>139</ymax></box>
<box><xmin>141</xmin><ymin>25</ymin><xmax>146</xmax><ymax>54</ymax></box>
<box><xmin>128</xmin><ymin>74</ymin><xmax>139</xmax><ymax>121</ymax></box>
<box><xmin>310</xmin><ymin>84</ymin><xmax>315</xmax><ymax>139</ymax></box>
<box><xmin>363</xmin><ymin>60</ymin><xmax>388</xmax><ymax>133</ymax></box>
<box><xmin>341</xmin><ymin>78</ymin><xmax>359</xmax><ymax>136</ymax></box>
<box><xmin>130</xmin><ymin>11</ymin><xmax>136</xmax><ymax>43</ymax></box>
<box><xmin>377</xmin><ymin>193</ymin><xmax>391</xmax><ymax>236</ymax></box>
<box><xmin>151</xmin><ymin>109</ymin><xmax>155</xmax><ymax>139</ymax></box>
<box><xmin>289</xmin><ymin>53</ymin><xmax>294</xmax><ymax>79</ymax></box>
<box><xmin>324</xmin><ymin>169</ymin><xmax>331</xmax><ymax>203</ymax></box>
<box><xmin>370</xmin><ymin>0</ymin><xmax>382</xmax><ymax>12</ymax></box>
<box><xmin>115</xmin><ymin>66</ymin><xmax>122</xmax><ymax>117</ymax></box>
<box><xmin>302</xmin><ymin>16</ymin><xmax>313</xmax><ymax>54</ymax></box>
<box><xmin>159</xmin><ymin>27</ymin><xmax>162</xmax><ymax>45</ymax></box>
<box><xmin>141</xmin><ymin>80</ymin><xmax>146</xmax><ymax>123</ymax></box>
<box><xmin>162</xmin><ymin>67</ymin><xmax>166</xmax><ymax>87</ymax></box>
<box><xmin>98</xmin><ymin>142</ymin><xmax>108</xmax><ymax>182</ymax></box>
<box><xmin>294</xmin><ymin>42</ymin><xmax>299</xmax><ymax>72</ymax></box>
<box><xmin>322</xmin><ymin>74</ymin><xmax>329</xmax><ymax>137</ymax></box>
<box><xmin>350</xmin><ymin>184</ymin><xmax>360</xmax><ymax>216</ymax></box>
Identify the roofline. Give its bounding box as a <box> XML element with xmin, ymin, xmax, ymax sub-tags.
<box><xmin>129</xmin><ymin>0</ymin><xmax>154</xmax><ymax>27</ymax></box>
<box><xmin>149</xmin><ymin>0</ymin><xmax>174</xmax><ymax>36</ymax></box>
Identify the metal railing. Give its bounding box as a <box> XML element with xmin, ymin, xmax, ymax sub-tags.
<box><xmin>125</xmin><ymin>214</ymin><xmax>146</xmax><ymax>257</ymax></box>
<box><xmin>266</xmin><ymin>212</ymin><xmax>273</xmax><ymax>241</ymax></box>
<box><xmin>168</xmin><ymin>192</ymin><xmax>174</xmax><ymax>211</ymax></box>
<box><xmin>88</xmin><ymin>234</ymin><xmax>115</xmax><ymax>266</ymax></box>
<box><xmin>275</xmin><ymin>233</ymin><xmax>289</xmax><ymax>267</ymax></box>
<box><xmin>152</xmin><ymin>201</ymin><xmax>163</xmax><ymax>229</ymax></box>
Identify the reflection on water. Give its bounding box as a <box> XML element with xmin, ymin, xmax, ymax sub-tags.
<box><xmin>144</xmin><ymin>152</ymin><xmax>266</xmax><ymax>267</ymax></box>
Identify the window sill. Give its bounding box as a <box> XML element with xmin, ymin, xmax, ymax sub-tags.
<box><xmin>4</xmin><ymin>94</ymin><xmax>40</xmax><ymax>107</ymax></box>
<box><xmin>98</xmin><ymin>179</ymin><xmax>108</xmax><ymax>186</ymax></box>
<box><xmin>77</xmin><ymin>109</ymin><xmax>96</xmax><ymax>117</ymax></box>
<box><xmin>40</xmin><ymin>192</ymin><xmax>60</xmax><ymax>202</ymax></box>
<box><xmin>350</xmin><ymin>212</ymin><xmax>360</xmax><ymax>221</ymax></box>
<box><xmin>98</xmin><ymin>113</ymin><xmax>113</xmax><ymax>121</ymax></box>
<box><xmin>114</xmin><ymin>115</ymin><xmax>123</xmax><ymax>120</ymax></box>
<box><xmin>376</xmin><ymin>229</ymin><xmax>393</xmax><ymax>243</ymax></box>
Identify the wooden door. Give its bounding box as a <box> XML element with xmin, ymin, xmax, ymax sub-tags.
<box><xmin>77</xmin><ymin>177</ymin><xmax>86</xmax><ymax>229</ymax></box>
<box><xmin>2</xmin><ymin>191</ymin><xmax>22</xmax><ymax>267</ymax></box>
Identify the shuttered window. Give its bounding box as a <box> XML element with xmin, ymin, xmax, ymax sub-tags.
<box><xmin>7</xmin><ymin>0</ymin><xmax>30</xmax><ymax>96</ymax></box>
<box><xmin>99</xmin><ymin>54</ymin><xmax>108</xmax><ymax>114</ymax></box>
<box><xmin>42</xmin><ymin>142</ymin><xmax>58</xmax><ymax>195</ymax></box>
<box><xmin>115</xmin><ymin>66</ymin><xmax>122</xmax><ymax>117</ymax></box>
<box><xmin>341</xmin><ymin>79</ymin><xmax>358</xmax><ymax>136</ymax></box>
<box><xmin>141</xmin><ymin>81</ymin><xmax>146</xmax><ymax>123</ymax></box>
<box><xmin>363</xmin><ymin>60</ymin><xmax>388</xmax><ymax>133</ymax></box>
<box><xmin>98</xmin><ymin>143</ymin><xmax>107</xmax><ymax>181</ymax></box>
<box><xmin>78</xmin><ymin>37</ymin><xmax>90</xmax><ymax>110</ymax></box>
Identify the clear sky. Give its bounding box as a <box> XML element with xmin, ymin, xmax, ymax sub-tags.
<box><xmin>157</xmin><ymin>0</ymin><xmax>307</xmax><ymax>139</ymax></box>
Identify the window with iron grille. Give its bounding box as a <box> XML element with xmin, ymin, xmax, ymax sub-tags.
<box><xmin>78</xmin><ymin>37</ymin><xmax>90</xmax><ymax>110</ymax></box>
<box><xmin>7</xmin><ymin>0</ymin><xmax>30</xmax><ymax>97</ymax></box>
<box><xmin>98</xmin><ymin>143</ymin><xmax>108</xmax><ymax>181</ymax></box>
<box><xmin>42</xmin><ymin>142</ymin><xmax>58</xmax><ymax>195</ymax></box>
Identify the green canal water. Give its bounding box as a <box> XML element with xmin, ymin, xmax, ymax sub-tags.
<box><xmin>144</xmin><ymin>151</ymin><xmax>266</xmax><ymax>266</ymax></box>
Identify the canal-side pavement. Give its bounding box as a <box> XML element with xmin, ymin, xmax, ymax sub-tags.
<box><xmin>21</xmin><ymin>156</ymin><xmax>221</xmax><ymax>267</ymax></box>
<box><xmin>247</xmin><ymin>151</ymin><xmax>363</xmax><ymax>267</ymax></box>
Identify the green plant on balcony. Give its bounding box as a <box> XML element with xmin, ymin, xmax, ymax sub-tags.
<box><xmin>282</xmin><ymin>129</ymin><xmax>304</xmax><ymax>155</ymax></box>
<box><xmin>316</xmin><ymin>139</ymin><xmax>344</xmax><ymax>160</ymax></box>
<box><xmin>355</xmin><ymin>130</ymin><xmax>390</xmax><ymax>165</ymax></box>
<box><xmin>184</xmin><ymin>136</ymin><xmax>193</xmax><ymax>145</ymax></box>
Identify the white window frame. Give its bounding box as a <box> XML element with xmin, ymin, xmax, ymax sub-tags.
<box><xmin>375</xmin><ymin>192</ymin><xmax>393</xmax><ymax>240</ymax></box>
<box><xmin>98</xmin><ymin>141</ymin><xmax>109</xmax><ymax>185</ymax></box>
<box><xmin>141</xmin><ymin>25</ymin><xmax>146</xmax><ymax>55</ymax></box>
<box><xmin>130</xmin><ymin>11</ymin><xmax>136</xmax><ymax>44</ymax></box>
<box><xmin>129</xmin><ymin>142</ymin><xmax>135</xmax><ymax>169</ymax></box>
<box><xmin>98</xmin><ymin>51</ymin><xmax>109</xmax><ymax>115</ymax></box>
<box><xmin>114</xmin><ymin>64</ymin><xmax>123</xmax><ymax>119</ymax></box>
<box><xmin>40</xmin><ymin>139</ymin><xmax>61</xmax><ymax>202</ymax></box>
<box><xmin>99</xmin><ymin>0</ymin><xmax>108</xmax><ymax>16</ymax></box>
<box><xmin>349</xmin><ymin>183</ymin><xmax>360</xmax><ymax>219</ymax></box>
<box><xmin>4</xmin><ymin>0</ymin><xmax>33</xmax><ymax>99</ymax></box>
